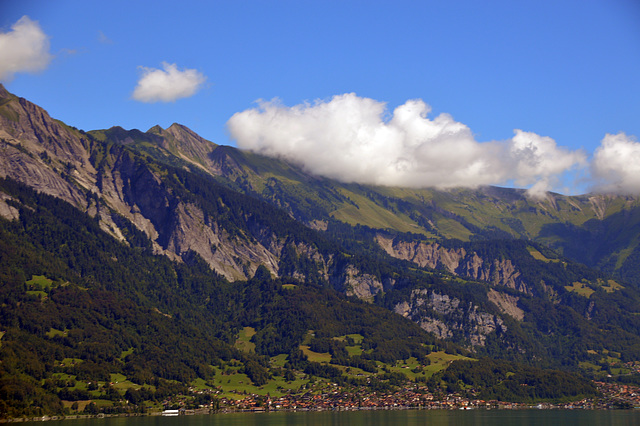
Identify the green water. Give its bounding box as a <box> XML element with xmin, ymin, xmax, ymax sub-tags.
<box><xmin>57</xmin><ymin>410</ymin><xmax>640</xmax><ymax>426</ymax></box>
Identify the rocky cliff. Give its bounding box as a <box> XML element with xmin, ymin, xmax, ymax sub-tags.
<box><xmin>0</xmin><ymin>85</ymin><xmax>96</xmax><ymax>209</ymax></box>
<box><xmin>393</xmin><ymin>288</ymin><xmax>507</xmax><ymax>348</ymax></box>
<box><xmin>0</xmin><ymin>86</ymin><xmax>379</xmax><ymax>284</ymax></box>
<box><xmin>376</xmin><ymin>235</ymin><xmax>532</xmax><ymax>294</ymax></box>
<box><xmin>0</xmin><ymin>86</ymin><xmax>312</xmax><ymax>281</ymax></box>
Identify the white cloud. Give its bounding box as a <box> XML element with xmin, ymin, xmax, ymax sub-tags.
<box><xmin>0</xmin><ymin>16</ymin><xmax>53</xmax><ymax>82</ymax></box>
<box><xmin>132</xmin><ymin>62</ymin><xmax>206</xmax><ymax>103</ymax></box>
<box><xmin>227</xmin><ymin>93</ymin><xmax>586</xmax><ymax>194</ymax></box>
<box><xmin>591</xmin><ymin>133</ymin><xmax>640</xmax><ymax>194</ymax></box>
<box><xmin>509</xmin><ymin>130</ymin><xmax>587</xmax><ymax>197</ymax></box>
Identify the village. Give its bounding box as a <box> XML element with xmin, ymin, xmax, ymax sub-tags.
<box><xmin>197</xmin><ymin>381</ymin><xmax>640</xmax><ymax>414</ymax></box>
<box><xmin>3</xmin><ymin>381</ymin><xmax>639</xmax><ymax>423</ymax></box>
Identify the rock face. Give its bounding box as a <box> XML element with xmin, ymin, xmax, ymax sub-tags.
<box><xmin>487</xmin><ymin>289</ymin><xmax>524</xmax><ymax>321</ymax></box>
<box><xmin>0</xmin><ymin>192</ymin><xmax>19</xmax><ymax>220</ymax></box>
<box><xmin>0</xmin><ymin>85</ymin><xmax>340</xmax><ymax>282</ymax></box>
<box><xmin>376</xmin><ymin>235</ymin><xmax>532</xmax><ymax>294</ymax></box>
<box><xmin>394</xmin><ymin>289</ymin><xmax>507</xmax><ymax>348</ymax></box>
<box><xmin>330</xmin><ymin>265</ymin><xmax>390</xmax><ymax>301</ymax></box>
<box><xmin>0</xmin><ymin>88</ymin><xmax>95</xmax><ymax>209</ymax></box>
<box><xmin>153</xmin><ymin>123</ymin><xmax>217</xmax><ymax>169</ymax></box>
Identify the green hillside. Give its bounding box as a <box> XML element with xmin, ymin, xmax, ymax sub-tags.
<box><xmin>0</xmin><ymin>173</ymin><xmax>608</xmax><ymax>417</ymax></box>
<box><xmin>84</xmin><ymin>123</ymin><xmax>640</xmax><ymax>369</ymax></box>
<box><xmin>1</xmin><ymin>85</ymin><xmax>635</xmax><ymax>416</ymax></box>
<box><xmin>0</xmin><ymin>177</ymin><xmax>453</xmax><ymax>417</ymax></box>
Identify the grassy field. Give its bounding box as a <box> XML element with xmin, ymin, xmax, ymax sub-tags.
<box><xmin>46</xmin><ymin>328</ymin><xmax>68</xmax><ymax>338</ymax></box>
<box><xmin>565</xmin><ymin>278</ymin><xmax>624</xmax><ymax>297</ymax></box>
<box><xmin>109</xmin><ymin>373</ymin><xmax>141</xmax><ymax>391</ymax></box>
<box><xmin>332</xmin><ymin>334</ymin><xmax>365</xmax><ymax>356</ymax></box>
<box><xmin>345</xmin><ymin>345</ymin><xmax>363</xmax><ymax>356</ymax></box>
<box><xmin>425</xmin><ymin>351</ymin><xmax>474</xmax><ymax>375</ymax></box>
<box><xmin>62</xmin><ymin>400</ymin><xmax>113</xmax><ymax>412</ymax></box>
<box><xmin>209</xmin><ymin>364</ymin><xmax>308</xmax><ymax>398</ymax></box>
<box><xmin>60</xmin><ymin>358</ymin><xmax>83</xmax><ymax>367</ymax></box>
<box><xmin>300</xmin><ymin>345</ymin><xmax>332</xmax><ymax>363</ymax></box>
<box><xmin>50</xmin><ymin>343</ymin><xmax>474</xmax><ymax>404</ymax></box>
<box><xmin>119</xmin><ymin>348</ymin><xmax>134</xmax><ymax>361</ymax></box>
<box><xmin>564</xmin><ymin>281</ymin><xmax>595</xmax><ymax>298</ymax></box>
<box><xmin>270</xmin><ymin>354</ymin><xmax>288</xmax><ymax>368</ymax></box>
<box><xmin>580</xmin><ymin>348</ymin><xmax>629</xmax><ymax>377</ymax></box>
<box><xmin>235</xmin><ymin>327</ymin><xmax>256</xmax><ymax>353</ymax></box>
<box><xmin>601</xmin><ymin>279</ymin><xmax>624</xmax><ymax>293</ymax></box>
<box><xmin>527</xmin><ymin>247</ymin><xmax>562</xmax><ymax>263</ymax></box>
<box><xmin>25</xmin><ymin>275</ymin><xmax>56</xmax><ymax>298</ymax></box>
<box><xmin>330</xmin><ymin>188</ymin><xmax>426</xmax><ymax>235</ymax></box>
<box><xmin>381</xmin><ymin>352</ymin><xmax>474</xmax><ymax>381</ymax></box>
<box><xmin>26</xmin><ymin>274</ymin><xmax>54</xmax><ymax>288</ymax></box>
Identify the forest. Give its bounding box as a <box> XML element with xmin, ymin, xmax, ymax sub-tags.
<box><xmin>0</xmin><ymin>177</ymin><xmax>602</xmax><ymax>417</ymax></box>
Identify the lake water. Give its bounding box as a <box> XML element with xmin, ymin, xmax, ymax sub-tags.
<box><xmin>56</xmin><ymin>409</ymin><xmax>640</xmax><ymax>426</ymax></box>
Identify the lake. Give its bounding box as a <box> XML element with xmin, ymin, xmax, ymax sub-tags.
<box><xmin>48</xmin><ymin>409</ymin><xmax>640</xmax><ymax>426</ymax></box>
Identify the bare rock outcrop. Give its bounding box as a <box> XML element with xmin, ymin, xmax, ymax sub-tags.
<box><xmin>394</xmin><ymin>289</ymin><xmax>506</xmax><ymax>348</ymax></box>
<box><xmin>331</xmin><ymin>265</ymin><xmax>388</xmax><ymax>301</ymax></box>
<box><xmin>376</xmin><ymin>235</ymin><xmax>532</xmax><ymax>294</ymax></box>
<box><xmin>0</xmin><ymin>191</ymin><xmax>19</xmax><ymax>220</ymax></box>
<box><xmin>487</xmin><ymin>288</ymin><xmax>524</xmax><ymax>321</ymax></box>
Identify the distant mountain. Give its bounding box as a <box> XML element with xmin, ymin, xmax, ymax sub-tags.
<box><xmin>1</xmin><ymin>84</ymin><xmax>638</xmax><ymax>416</ymax></box>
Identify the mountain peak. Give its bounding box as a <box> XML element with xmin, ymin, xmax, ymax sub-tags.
<box><xmin>147</xmin><ymin>124</ymin><xmax>164</xmax><ymax>135</ymax></box>
<box><xmin>145</xmin><ymin>123</ymin><xmax>198</xmax><ymax>140</ymax></box>
<box><xmin>0</xmin><ymin>84</ymin><xmax>11</xmax><ymax>100</ymax></box>
<box><xmin>168</xmin><ymin>122</ymin><xmax>186</xmax><ymax>130</ymax></box>
<box><xmin>166</xmin><ymin>122</ymin><xmax>198</xmax><ymax>137</ymax></box>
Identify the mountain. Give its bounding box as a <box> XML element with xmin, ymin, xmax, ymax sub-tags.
<box><xmin>1</xmin><ymin>85</ymin><xmax>329</xmax><ymax>282</ymax></box>
<box><xmin>0</xmin><ymin>175</ymin><xmax>457</xmax><ymax>416</ymax></box>
<box><xmin>88</xmin><ymin>111</ymin><xmax>640</xmax><ymax>288</ymax></box>
<box><xmin>0</xmin><ymin>84</ymin><xmax>638</xmax><ymax>415</ymax></box>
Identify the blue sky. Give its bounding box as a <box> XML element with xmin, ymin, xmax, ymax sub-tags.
<box><xmin>1</xmin><ymin>0</ymin><xmax>640</xmax><ymax>195</ymax></box>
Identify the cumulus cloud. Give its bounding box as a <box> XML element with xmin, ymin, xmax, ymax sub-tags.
<box><xmin>591</xmin><ymin>133</ymin><xmax>640</xmax><ymax>194</ymax></box>
<box><xmin>508</xmin><ymin>130</ymin><xmax>588</xmax><ymax>198</ymax></box>
<box><xmin>132</xmin><ymin>62</ymin><xmax>206</xmax><ymax>103</ymax></box>
<box><xmin>0</xmin><ymin>16</ymin><xmax>53</xmax><ymax>82</ymax></box>
<box><xmin>228</xmin><ymin>93</ymin><xmax>586</xmax><ymax>195</ymax></box>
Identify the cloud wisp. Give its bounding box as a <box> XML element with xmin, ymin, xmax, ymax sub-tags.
<box><xmin>0</xmin><ymin>16</ymin><xmax>53</xmax><ymax>82</ymax></box>
<box><xmin>132</xmin><ymin>62</ymin><xmax>206</xmax><ymax>103</ymax></box>
<box><xmin>228</xmin><ymin>94</ymin><xmax>587</xmax><ymax>196</ymax></box>
<box><xmin>97</xmin><ymin>31</ymin><xmax>113</xmax><ymax>45</ymax></box>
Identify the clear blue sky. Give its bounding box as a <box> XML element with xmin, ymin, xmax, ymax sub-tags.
<box><xmin>2</xmin><ymin>0</ymin><xmax>640</xmax><ymax>195</ymax></box>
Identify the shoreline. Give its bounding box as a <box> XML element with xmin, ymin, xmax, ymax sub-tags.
<box><xmin>2</xmin><ymin>403</ymin><xmax>636</xmax><ymax>423</ymax></box>
<box><xmin>2</xmin><ymin>380</ymin><xmax>638</xmax><ymax>422</ymax></box>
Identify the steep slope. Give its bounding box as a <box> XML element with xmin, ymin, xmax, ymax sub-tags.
<box><xmin>4</xmin><ymin>84</ymin><xmax>640</xmax><ymax>375</ymax></box>
<box><xmin>0</xmin><ymin>85</ymin><xmax>96</xmax><ymax>208</ymax></box>
<box><xmin>89</xmin><ymin>115</ymin><xmax>640</xmax><ymax>285</ymax></box>
<box><xmin>1</xmin><ymin>177</ymin><xmax>465</xmax><ymax>418</ymax></box>
<box><xmin>0</xmin><ymin>86</ymin><xmax>345</xmax><ymax>281</ymax></box>
<box><xmin>376</xmin><ymin>236</ymin><xmax>640</xmax><ymax>365</ymax></box>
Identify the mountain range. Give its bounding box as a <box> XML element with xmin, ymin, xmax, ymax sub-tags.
<box><xmin>1</xmin><ymin>84</ymin><xmax>639</xmax><ymax>415</ymax></box>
